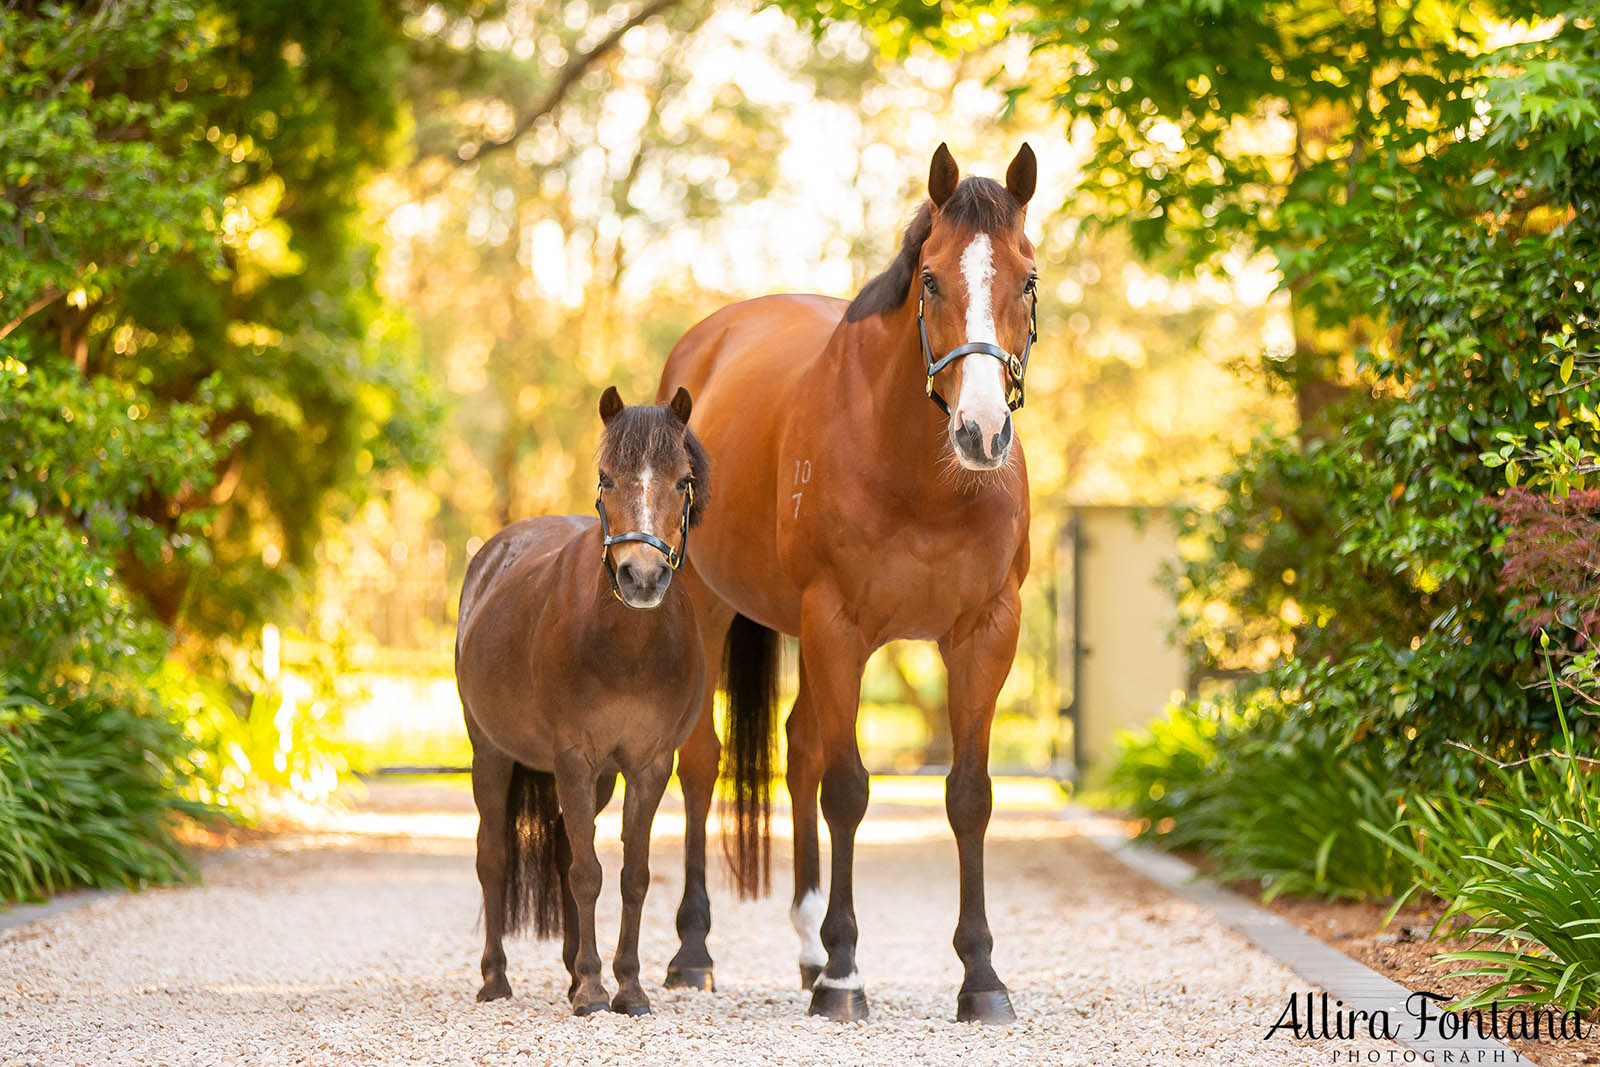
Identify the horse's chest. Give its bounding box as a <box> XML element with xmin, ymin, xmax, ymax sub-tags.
<box><xmin>795</xmin><ymin>496</ymin><xmax>1021</xmax><ymax>640</ymax></box>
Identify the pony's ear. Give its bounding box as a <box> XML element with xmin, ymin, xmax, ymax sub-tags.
<box><xmin>928</xmin><ymin>143</ymin><xmax>959</xmax><ymax>208</ymax></box>
<box><xmin>667</xmin><ymin>386</ymin><xmax>693</xmax><ymax>425</ymax></box>
<box><xmin>1006</xmin><ymin>143</ymin><xmax>1037</xmax><ymax>208</ymax></box>
<box><xmin>598</xmin><ymin>385</ymin><xmax>624</xmax><ymax>424</ymax></box>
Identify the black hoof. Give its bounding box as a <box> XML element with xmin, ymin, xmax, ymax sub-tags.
<box><xmin>808</xmin><ymin>984</ymin><xmax>869</xmax><ymax>1022</ymax></box>
<box><xmin>573</xmin><ymin>1000</ymin><xmax>611</xmax><ymax>1017</ymax></box>
<box><xmin>476</xmin><ymin>978</ymin><xmax>512</xmax><ymax>1002</ymax></box>
<box><xmin>612</xmin><ymin>998</ymin><xmax>651</xmax><ymax>1017</ymax></box>
<box><xmin>664</xmin><ymin>965</ymin><xmax>715</xmax><ymax>991</ymax></box>
<box><xmin>800</xmin><ymin>963</ymin><xmax>822</xmax><ymax>990</ymax></box>
<box><xmin>956</xmin><ymin>989</ymin><xmax>1016</xmax><ymax>1025</ymax></box>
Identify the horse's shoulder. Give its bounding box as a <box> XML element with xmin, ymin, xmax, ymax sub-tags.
<box><xmin>458</xmin><ymin>516</ymin><xmax>592</xmax><ymax>634</ymax></box>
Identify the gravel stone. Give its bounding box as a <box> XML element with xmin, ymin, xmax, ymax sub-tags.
<box><xmin>0</xmin><ymin>784</ymin><xmax>1396</xmax><ymax>1065</ymax></box>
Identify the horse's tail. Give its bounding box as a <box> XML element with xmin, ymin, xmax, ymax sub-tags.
<box><xmin>502</xmin><ymin>762</ymin><xmax>565</xmax><ymax>939</ymax></box>
<box><xmin>721</xmin><ymin>613</ymin><xmax>779</xmax><ymax>899</ymax></box>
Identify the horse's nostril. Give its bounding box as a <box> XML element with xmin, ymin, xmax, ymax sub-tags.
<box><xmin>955</xmin><ymin>419</ymin><xmax>983</xmax><ymax>455</ymax></box>
<box><xmin>992</xmin><ymin>416</ymin><xmax>1012</xmax><ymax>456</ymax></box>
<box><xmin>617</xmin><ymin>561</ymin><xmax>638</xmax><ymax>587</ymax></box>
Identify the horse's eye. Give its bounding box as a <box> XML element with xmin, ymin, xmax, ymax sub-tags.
<box><xmin>922</xmin><ymin>272</ymin><xmax>938</xmax><ymax>295</ymax></box>
<box><xmin>598</xmin><ymin>471</ymin><xmax>614</xmax><ymax>490</ymax></box>
<box><xmin>1024</xmin><ymin>275</ymin><xmax>1038</xmax><ymax>295</ymax></box>
<box><xmin>676</xmin><ymin>475</ymin><xmax>692</xmax><ymax>493</ymax></box>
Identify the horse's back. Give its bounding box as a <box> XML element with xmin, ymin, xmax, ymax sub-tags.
<box><xmin>659</xmin><ymin>293</ymin><xmax>844</xmax><ymax>402</ymax></box>
<box><xmin>457</xmin><ymin>515</ymin><xmax>591</xmax><ymax>650</ymax></box>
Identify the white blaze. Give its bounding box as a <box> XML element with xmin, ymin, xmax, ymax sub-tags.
<box><xmin>956</xmin><ymin>233</ymin><xmax>1010</xmax><ymax>425</ymax></box>
<box><xmin>791</xmin><ymin>888</ymin><xmax>826</xmax><ymax>967</ymax></box>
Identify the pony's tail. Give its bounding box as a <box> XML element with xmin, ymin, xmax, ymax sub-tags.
<box><xmin>503</xmin><ymin>762</ymin><xmax>565</xmax><ymax>939</ymax></box>
<box><xmin>720</xmin><ymin>613</ymin><xmax>779</xmax><ymax>899</ymax></box>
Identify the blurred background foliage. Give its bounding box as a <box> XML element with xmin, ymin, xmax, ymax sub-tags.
<box><xmin>4</xmin><ymin>5</ymin><xmax>1597</xmax><ymax>1010</ymax></box>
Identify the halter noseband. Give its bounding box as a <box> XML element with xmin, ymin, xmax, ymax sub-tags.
<box><xmin>917</xmin><ymin>287</ymin><xmax>1038</xmax><ymax>416</ymax></box>
<box><xmin>595</xmin><ymin>480</ymin><xmax>694</xmax><ymax>603</ymax></box>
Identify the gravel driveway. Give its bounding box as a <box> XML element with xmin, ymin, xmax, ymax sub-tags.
<box><xmin>1</xmin><ymin>779</ymin><xmax>1392</xmax><ymax>1066</ymax></box>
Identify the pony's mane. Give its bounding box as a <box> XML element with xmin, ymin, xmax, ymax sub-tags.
<box><xmin>597</xmin><ymin>405</ymin><xmax>712</xmax><ymax>527</ymax></box>
<box><xmin>844</xmin><ymin>176</ymin><xmax>1021</xmax><ymax>323</ymax></box>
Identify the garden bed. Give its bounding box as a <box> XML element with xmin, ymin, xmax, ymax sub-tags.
<box><xmin>1261</xmin><ymin>889</ymin><xmax>1600</xmax><ymax>1067</ymax></box>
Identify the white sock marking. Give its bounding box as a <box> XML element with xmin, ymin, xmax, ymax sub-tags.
<box><xmin>791</xmin><ymin>888</ymin><xmax>827</xmax><ymax>967</ymax></box>
<box><xmin>812</xmin><ymin>969</ymin><xmax>863</xmax><ymax>990</ymax></box>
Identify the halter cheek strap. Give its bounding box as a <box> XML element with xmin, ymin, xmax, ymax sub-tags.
<box><xmin>595</xmin><ymin>481</ymin><xmax>693</xmax><ymax>603</ymax></box>
<box><xmin>918</xmin><ymin>288</ymin><xmax>1037</xmax><ymax>416</ymax></box>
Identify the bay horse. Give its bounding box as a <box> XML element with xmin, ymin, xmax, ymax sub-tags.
<box><xmin>455</xmin><ymin>386</ymin><xmax>711</xmax><ymax>1016</ymax></box>
<box><xmin>656</xmin><ymin>143</ymin><xmax>1038</xmax><ymax>1024</ymax></box>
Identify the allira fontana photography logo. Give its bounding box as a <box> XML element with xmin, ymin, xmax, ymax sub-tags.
<box><xmin>1266</xmin><ymin>991</ymin><xmax>1587</xmax><ymax>1045</ymax></box>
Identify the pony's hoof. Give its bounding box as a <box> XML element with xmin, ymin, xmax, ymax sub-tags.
<box><xmin>664</xmin><ymin>965</ymin><xmax>715</xmax><ymax>991</ymax></box>
<box><xmin>611</xmin><ymin>996</ymin><xmax>651</xmax><ymax>1017</ymax></box>
<box><xmin>476</xmin><ymin>978</ymin><xmax>512</xmax><ymax>1002</ymax></box>
<box><xmin>956</xmin><ymin>989</ymin><xmax>1016</xmax><ymax>1025</ymax></box>
<box><xmin>808</xmin><ymin>984</ymin><xmax>869</xmax><ymax>1022</ymax></box>
<box><xmin>573</xmin><ymin>1000</ymin><xmax>611</xmax><ymax>1017</ymax></box>
<box><xmin>800</xmin><ymin>963</ymin><xmax>822</xmax><ymax>990</ymax></box>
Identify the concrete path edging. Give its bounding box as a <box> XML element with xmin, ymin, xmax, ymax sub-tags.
<box><xmin>1065</xmin><ymin>805</ymin><xmax>1527</xmax><ymax>1062</ymax></box>
<box><xmin>0</xmin><ymin>888</ymin><xmax>117</xmax><ymax>934</ymax></box>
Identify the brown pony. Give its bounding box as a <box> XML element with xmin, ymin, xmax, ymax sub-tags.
<box><xmin>455</xmin><ymin>387</ymin><xmax>711</xmax><ymax>1016</ymax></box>
<box><xmin>656</xmin><ymin>144</ymin><xmax>1038</xmax><ymax>1024</ymax></box>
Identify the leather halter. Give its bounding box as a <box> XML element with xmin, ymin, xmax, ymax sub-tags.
<box><xmin>595</xmin><ymin>480</ymin><xmax>693</xmax><ymax>603</ymax></box>
<box><xmin>917</xmin><ymin>287</ymin><xmax>1038</xmax><ymax>416</ymax></box>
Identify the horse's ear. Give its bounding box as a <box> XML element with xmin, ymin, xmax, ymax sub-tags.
<box><xmin>928</xmin><ymin>142</ymin><xmax>959</xmax><ymax>208</ymax></box>
<box><xmin>1006</xmin><ymin>143</ymin><xmax>1036</xmax><ymax>208</ymax></box>
<box><xmin>667</xmin><ymin>386</ymin><xmax>693</xmax><ymax>425</ymax></box>
<box><xmin>599</xmin><ymin>385</ymin><xmax>624</xmax><ymax>424</ymax></box>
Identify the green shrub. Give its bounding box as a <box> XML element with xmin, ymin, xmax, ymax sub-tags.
<box><xmin>1110</xmin><ymin>699</ymin><xmax>1414</xmax><ymax>900</ymax></box>
<box><xmin>0</xmin><ymin>678</ymin><xmax>203</xmax><ymax>902</ymax></box>
<box><xmin>1366</xmin><ymin>673</ymin><xmax>1600</xmax><ymax>1012</ymax></box>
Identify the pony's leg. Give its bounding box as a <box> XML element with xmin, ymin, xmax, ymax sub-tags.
<box><xmin>611</xmin><ymin>753</ymin><xmax>673</xmax><ymax>1016</ymax></box>
<box><xmin>665</xmin><ymin>595</ymin><xmax>732</xmax><ymax>991</ymax></box>
<box><xmin>784</xmin><ymin>659</ymin><xmax>827</xmax><ymax>990</ymax></box>
<box><xmin>560</xmin><ymin>774</ymin><xmax>617</xmax><ymax>1000</ymax></box>
<box><xmin>798</xmin><ymin>592</ymin><xmax>871</xmax><ymax>1022</ymax></box>
<box><xmin>470</xmin><ymin>741</ymin><xmax>516</xmax><ymax>1002</ymax></box>
<box><xmin>937</xmin><ymin>587</ymin><xmax>1022</xmax><ymax>1025</ymax></box>
<box><xmin>552</xmin><ymin>750</ymin><xmax>608</xmax><ymax>1015</ymax></box>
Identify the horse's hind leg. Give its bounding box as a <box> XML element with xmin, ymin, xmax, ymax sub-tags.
<box><xmin>785</xmin><ymin>659</ymin><xmax>827</xmax><ymax>990</ymax></box>
<box><xmin>470</xmin><ymin>742</ymin><xmax>516</xmax><ymax>1002</ymax></box>
<box><xmin>612</xmin><ymin>753</ymin><xmax>673</xmax><ymax>1015</ymax></box>
<box><xmin>558</xmin><ymin>774</ymin><xmax>616</xmax><ymax>999</ymax></box>
<box><xmin>797</xmin><ymin>592</ymin><xmax>871</xmax><ymax>1023</ymax></box>
<box><xmin>937</xmin><ymin>589</ymin><xmax>1022</xmax><ymax>1025</ymax></box>
<box><xmin>553</xmin><ymin>751</ymin><xmax>608</xmax><ymax>1015</ymax></box>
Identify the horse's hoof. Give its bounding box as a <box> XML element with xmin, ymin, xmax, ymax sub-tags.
<box><xmin>808</xmin><ymin>984</ymin><xmax>869</xmax><ymax>1022</ymax></box>
<box><xmin>800</xmin><ymin>963</ymin><xmax>822</xmax><ymax>990</ymax></box>
<box><xmin>476</xmin><ymin>978</ymin><xmax>512</xmax><ymax>1002</ymax></box>
<box><xmin>956</xmin><ymin>989</ymin><xmax>1016</xmax><ymax>1025</ymax></box>
<box><xmin>664</xmin><ymin>965</ymin><xmax>715</xmax><ymax>991</ymax></box>
<box><xmin>573</xmin><ymin>1000</ymin><xmax>611</xmax><ymax>1017</ymax></box>
<box><xmin>611</xmin><ymin>997</ymin><xmax>651</xmax><ymax>1017</ymax></box>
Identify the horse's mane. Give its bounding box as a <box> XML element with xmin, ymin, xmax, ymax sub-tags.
<box><xmin>598</xmin><ymin>406</ymin><xmax>712</xmax><ymax>527</ymax></box>
<box><xmin>844</xmin><ymin>176</ymin><xmax>1020</xmax><ymax>323</ymax></box>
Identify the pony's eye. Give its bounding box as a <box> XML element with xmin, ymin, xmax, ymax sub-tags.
<box><xmin>676</xmin><ymin>475</ymin><xmax>692</xmax><ymax>493</ymax></box>
<box><xmin>598</xmin><ymin>471</ymin><xmax>614</xmax><ymax>490</ymax></box>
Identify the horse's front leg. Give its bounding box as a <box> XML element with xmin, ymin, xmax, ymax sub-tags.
<box><xmin>937</xmin><ymin>586</ymin><xmax>1022</xmax><ymax>1024</ymax></box>
<box><xmin>797</xmin><ymin>589</ymin><xmax>871</xmax><ymax>1022</ymax></box>
<box><xmin>612</xmin><ymin>751</ymin><xmax>672</xmax><ymax>1015</ymax></box>
<box><xmin>666</xmin><ymin>598</ymin><xmax>731</xmax><ymax>992</ymax></box>
<box><xmin>552</xmin><ymin>749</ymin><xmax>608</xmax><ymax>1015</ymax></box>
